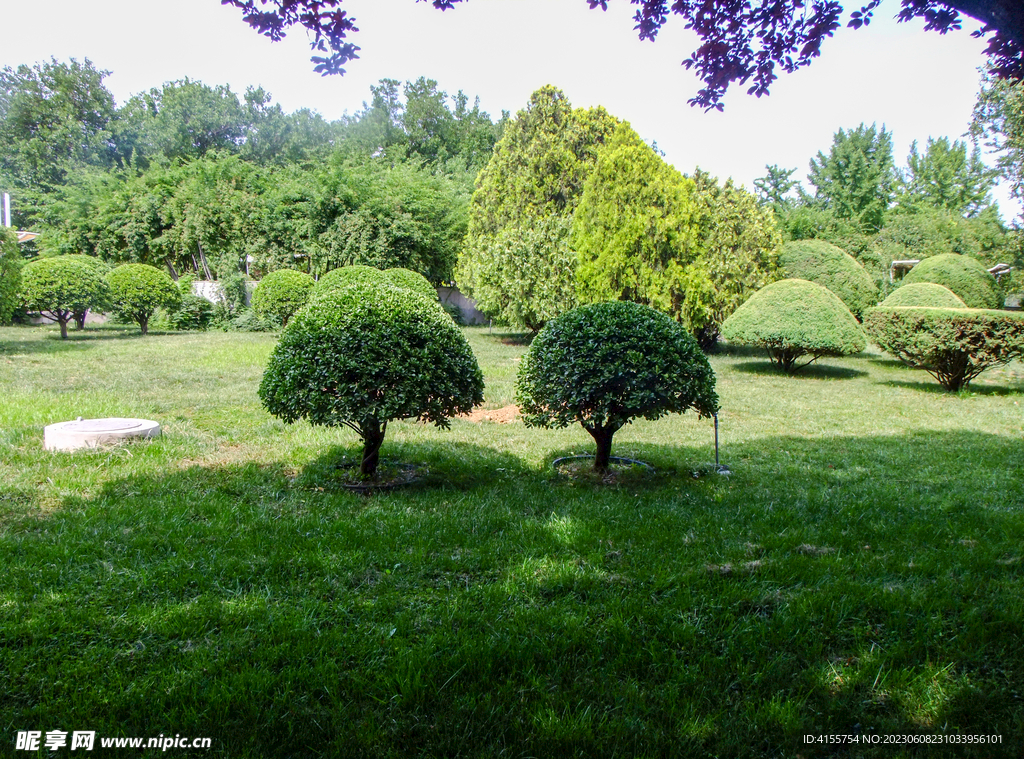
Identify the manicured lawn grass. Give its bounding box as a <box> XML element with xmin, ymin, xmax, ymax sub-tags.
<box><xmin>1</xmin><ymin>322</ymin><xmax>1022</xmax><ymax>757</ymax></box>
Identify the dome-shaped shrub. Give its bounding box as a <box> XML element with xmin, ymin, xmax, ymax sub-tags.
<box><xmin>879</xmin><ymin>282</ymin><xmax>966</xmax><ymax>309</ymax></box>
<box><xmin>251</xmin><ymin>269</ymin><xmax>315</xmax><ymax>327</ymax></box>
<box><xmin>779</xmin><ymin>240</ymin><xmax>878</xmax><ymax>319</ymax></box>
<box><xmin>105</xmin><ymin>263</ymin><xmax>181</xmax><ymax>335</ymax></box>
<box><xmin>516</xmin><ymin>301</ymin><xmax>719</xmax><ymax>472</ymax></box>
<box><xmin>384</xmin><ymin>268</ymin><xmax>436</xmax><ymax>301</ymax></box>
<box><xmin>20</xmin><ymin>256</ymin><xmax>109</xmax><ymax>338</ymax></box>
<box><xmin>259</xmin><ymin>282</ymin><xmax>484</xmax><ymax>476</ymax></box>
<box><xmin>312</xmin><ymin>265</ymin><xmax>387</xmax><ymax>299</ymax></box>
<box><xmin>64</xmin><ymin>255</ymin><xmax>111</xmax><ymax>329</ymax></box>
<box><xmin>901</xmin><ymin>253</ymin><xmax>1001</xmax><ymax>309</ymax></box>
<box><xmin>721</xmin><ymin>279</ymin><xmax>866</xmax><ymax>371</ymax></box>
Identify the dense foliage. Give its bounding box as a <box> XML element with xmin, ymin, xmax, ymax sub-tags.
<box><xmin>167</xmin><ymin>294</ymin><xmax>215</xmax><ymax>331</ymax></box>
<box><xmin>456</xmin><ymin>86</ymin><xmax>617</xmax><ymax>331</ymax></box>
<box><xmin>19</xmin><ymin>256</ymin><xmax>108</xmax><ymax>338</ymax></box>
<box><xmin>721</xmin><ymin>279</ymin><xmax>866</xmax><ymax>371</ymax></box>
<box><xmin>0</xmin><ymin>229</ymin><xmax>22</xmax><ymax>325</ymax></box>
<box><xmin>779</xmin><ymin>239</ymin><xmax>879</xmax><ymax>319</ymax></box>
<box><xmin>878</xmin><ymin>282</ymin><xmax>966</xmax><ymax>308</ymax></box>
<box><xmin>105</xmin><ymin>263</ymin><xmax>181</xmax><ymax>335</ymax></box>
<box><xmin>864</xmin><ymin>306</ymin><xmax>1024</xmax><ymax>390</ymax></box>
<box><xmin>383</xmin><ymin>267</ymin><xmax>436</xmax><ymax>301</ymax></box>
<box><xmin>259</xmin><ymin>282</ymin><xmax>484</xmax><ymax>475</ymax></box>
<box><xmin>516</xmin><ymin>301</ymin><xmax>719</xmax><ymax>472</ymax></box>
<box><xmin>900</xmin><ymin>253</ymin><xmax>1003</xmax><ymax>309</ymax></box>
<box><xmin>250</xmin><ymin>269</ymin><xmax>315</xmax><ymax>326</ymax></box>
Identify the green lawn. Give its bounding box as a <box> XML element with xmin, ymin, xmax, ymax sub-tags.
<box><xmin>1</xmin><ymin>323</ymin><xmax>1022</xmax><ymax>758</ymax></box>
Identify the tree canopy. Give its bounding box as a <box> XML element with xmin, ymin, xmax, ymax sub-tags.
<box><xmin>224</xmin><ymin>0</ymin><xmax>1024</xmax><ymax>110</ymax></box>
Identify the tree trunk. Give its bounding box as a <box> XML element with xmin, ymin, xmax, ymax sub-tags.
<box><xmin>139</xmin><ymin>315</ymin><xmax>149</xmax><ymax>335</ymax></box>
<box><xmin>359</xmin><ymin>419</ymin><xmax>387</xmax><ymax>476</ymax></box>
<box><xmin>58</xmin><ymin>317</ymin><xmax>68</xmax><ymax>339</ymax></box>
<box><xmin>585</xmin><ymin>425</ymin><xmax>617</xmax><ymax>473</ymax></box>
<box><xmin>74</xmin><ymin>310</ymin><xmax>87</xmax><ymax>330</ymax></box>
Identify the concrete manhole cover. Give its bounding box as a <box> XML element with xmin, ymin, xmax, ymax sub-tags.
<box><xmin>44</xmin><ymin>417</ymin><xmax>161</xmax><ymax>451</ymax></box>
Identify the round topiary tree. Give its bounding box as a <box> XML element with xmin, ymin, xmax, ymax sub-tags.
<box><xmin>516</xmin><ymin>301</ymin><xmax>719</xmax><ymax>472</ymax></box>
<box><xmin>20</xmin><ymin>256</ymin><xmax>109</xmax><ymax>339</ymax></box>
<box><xmin>779</xmin><ymin>240</ymin><xmax>879</xmax><ymax>320</ymax></box>
<box><xmin>879</xmin><ymin>282</ymin><xmax>966</xmax><ymax>309</ymax></box>
<box><xmin>901</xmin><ymin>253</ymin><xmax>1001</xmax><ymax>309</ymax></box>
<box><xmin>251</xmin><ymin>269</ymin><xmax>316</xmax><ymax>327</ymax></box>
<box><xmin>721</xmin><ymin>279</ymin><xmax>866</xmax><ymax>371</ymax></box>
<box><xmin>259</xmin><ymin>282</ymin><xmax>485</xmax><ymax>476</ymax></box>
<box><xmin>865</xmin><ymin>306</ymin><xmax>1024</xmax><ymax>391</ymax></box>
<box><xmin>383</xmin><ymin>268</ymin><xmax>436</xmax><ymax>301</ymax></box>
<box><xmin>312</xmin><ymin>265</ymin><xmax>386</xmax><ymax>299</ymax></box>
<box><xmin>105</xmin><ymin>263</ymin><xmax>181</xmax><ymax>335</ymax></box>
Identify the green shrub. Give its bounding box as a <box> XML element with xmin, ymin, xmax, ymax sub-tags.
<box><xmin>259</xmin><ymin>282</ymin><xmax>484</xmax><ymax>476</ymax></box>
<box><xmin>878</xmin><ymin>282</ymin><xmax>966</xmax><ymax>309</ymax></box>
<box><xmin>20</xmin><ymin>256</ymin><xmax>108</xmax><ymax>338</ymax></box>
<box><xmin>383</xmin><ymin>268</ymin><xmax>437</xmax><ymax>301</ymax></box>
<box><xmin>311</xmin><ymin>266</ymin><xmax>386</xmax><ymax>302</ymax></box>
<box><xmin>900</xmin><ymin>253</ymin><xmax>1002</xmax><ymax>309</ymax></box>
<box><xmin>228</xmin><ymin>308</ymin><xmax>279</xmax><ymax>332</ymax></box>
<box><xmin>251</xmin><ymin>270</ymin><xmax>315</xmax><ymax>327</ymax></box>
<box><xmin>779</xmin><ymin>240</ymin><xmax>879</xmax><ymax>319</ymax></box>
<box><xmin>864</xmin><ymin>306</ymin><xmax>1024</xmax><ymax>391</ymax></box>
<box><xmin>64</xmin><ymin>255</ymin><xmax>111</xmax><ymax>329</ymax></box>
<box><xmin>105</xmin><ymin>264</ymin><xmax>181</xmax><ymax>335</ymax></box>
<box><xmin>168</xmin><ymin>294</ymin><xmax>214</xmax><ymax>331</ymax></box>
<box><xmin>516</xmin><ymin>301</ymin><xmax>719</xmax><ymax>472</ymax></box>
<box><xmin>721</xmin><ymin>279</ymin><xmax>866</xmax><ymax>371</ymax></box>
<box><xmin>0</xmin><ymin>229</ymin><xmax>22</xmax><ymax>326</ymax></box>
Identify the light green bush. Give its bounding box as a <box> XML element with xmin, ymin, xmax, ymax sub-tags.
<box><xmin>251</xmin><ymin>270</ymin><xmax>315</xmax><ymax>327</ymax></box>
<box><xmin>779</xmin><ymin>239</ymin><xmax>879</xmax><ymax>319</ymax></box>
<box><xmin>20</xmin><ymin>256</ymin><xmax>108</xmax><ymax>338</ymax></box>
<box><xmin>0</xmin><ymin>229</ymin><xmax>22</xmax><ymax>325</ymax></box>
<box><xmin>721</xmin><ymin>279</ymin><xmax>866</xmax><ymax>371</ymax></box>
<box><xmin>900</xmin><ymin>253</ymin><xmax>1001</xmax><ymax>309</ymax></box>
<box><xmin>105</xmin><ymin>264</ymin><xmax>181</xmax><ymax>335</ymax></box>
<box><xmin>878</xmin><ymin>282</ymin><xmax>966</xmax><ymax>309</ymax></box>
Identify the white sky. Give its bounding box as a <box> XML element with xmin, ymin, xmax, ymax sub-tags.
<box><xmin>1</xmin><ymin>0</ymin><xmax>1019</xmax><ymax>218</ymax></box>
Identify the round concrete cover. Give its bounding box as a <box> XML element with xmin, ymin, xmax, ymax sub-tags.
<box><xmin>44</xmin><ymin>417</ymin><xmax>160</xmax><ymax>451</ymax></box>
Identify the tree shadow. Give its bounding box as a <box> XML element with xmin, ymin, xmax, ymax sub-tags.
<box><xmin>881</xmin><ymin>378</ymin><xmax>1023</xmax><ymax>396</ymax></box>
<box><xmin>731</xmin><ymin>360</ymin><xmax>868</xmax><ymax>380</ymax></box>
<box><xmin>5</xmin><ymin>429</ymin><xmax>1023</xmax><ymax>756</ymax></box>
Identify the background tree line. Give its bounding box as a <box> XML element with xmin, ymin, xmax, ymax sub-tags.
<box><xmin>0</xmin><ymin>58</ymin><xmax>506</xmax><ymax>283</ymax></box>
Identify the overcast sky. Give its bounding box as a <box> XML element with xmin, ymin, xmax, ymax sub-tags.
<box><xmin>2</xmin><ymin>0</ymin><xmax>1018</xmax><ymax>218</ymax></box>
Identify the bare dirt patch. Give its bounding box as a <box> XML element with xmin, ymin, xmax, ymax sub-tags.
<box><xmin>458</xmin><ymin>405</ymin><xmax>519</xmax><ymax>424</ymax></box>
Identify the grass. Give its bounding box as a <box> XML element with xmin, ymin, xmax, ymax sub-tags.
<box><xmin>1</xmin><ymin>322</ymin><xmax>1023</xmax><ymax>758</ymax></box>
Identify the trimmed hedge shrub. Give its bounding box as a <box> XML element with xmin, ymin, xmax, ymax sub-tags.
<box><xmin>20</xmin><ymin>256</ymin><xmax>109</xmax><ymax>338</ymax></box>
<box><xmin>721</xmin><ymin>279</ymin><xmax>866</xmax><ymax>371</ymax></box>
<box><xmin>779</xmin><ymin>240</ymin><xmax>878</xmax><ymax>319</ymax></box>
<box><xmin>384</xmin><ymin>268</ymin><xmax>436</xmax><ymax>301</ymax></box>
<box><xmin>901</xmin><ymin>253</ymin><xmax>1001</xmax><ymax>309</ymax></box>
<box><xmin>259</xmin><ymin>282</ymin><xmax>484</xmax><ymax>476</ymax></box>
<box><xmin>516</xmin><ymin>301</ymin><xmax>719</xmax><ymax>472</ymax></box>
<box><xmin>879</xmin><ymin>282</ymin><xmax>966</xmax><ymax>309</ymax></box>
<box><xmin>0</xmin><ymin>229</ymin><xmax>22</xmax><ymax>326</ymax></box>
<box><xmin>105</xmin><ymin>264</ymin><xmax>181</xmax><ymax>335</ymax></box>
<box><xmin>312</xmin><ymin>265</ymin><xmax>386</xmax><ymax>299</ymax></box>
<box><xmin>251</xmin><ymin>269</ymin><xmax>315</xmax><ymax>327</ymax></box>
<box><xmin>864</xmin><ymin>306</ymin><xmax>1024</xmax><ymax>391</ymax></box>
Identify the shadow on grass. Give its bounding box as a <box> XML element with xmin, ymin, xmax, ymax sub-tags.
<box><xmin>731</xmin><ymin>360</ymin><xmax>868</xmax><ymax>380</ymax></box>
<box><xmin>882</xmin><ymin>377</ymin><xmax>1024</xmax><ymax>396</ymax></box>
<box><xmin>3</xmin><ymin>430</ymin><xmax>1022</xmax><ymax>757</ymax></box>
<box><xmin>478</xmin><ymin>330</ymin><xmax>534</xmax><ymax>346</ymax></box>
